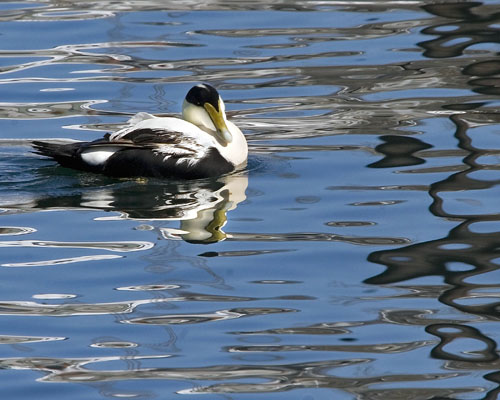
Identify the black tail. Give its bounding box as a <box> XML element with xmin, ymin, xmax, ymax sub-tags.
<box><xmin>32</xmin><ymin>140</ymin><xmax>85</xmax><ymax>170</ymax></box>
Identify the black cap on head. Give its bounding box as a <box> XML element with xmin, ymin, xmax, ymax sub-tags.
<box><xmin>185</xmin><ymin>83</ymin><xmax>220</xmax><ymax>111</ymax></box>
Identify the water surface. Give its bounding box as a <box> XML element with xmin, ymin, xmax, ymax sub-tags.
<box><xmin>1</xmin><ymin>1</ymin><xmax>500</xmax><ymax>399</ymax></box>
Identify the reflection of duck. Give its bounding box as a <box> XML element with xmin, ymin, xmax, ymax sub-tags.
<box><xmin>4</xmin><ymin>174</ymin><xmax>248</xmax><ymax>244</ymax></box>
<box><xmin>157</xmin><ymin>175</ymin><xmax>248</xmax><ymax>243</ymax></box>
<box><xmin>33</xmin><ymin>84</ymin><xmax>248</xmax><ymax>179</ymax></box>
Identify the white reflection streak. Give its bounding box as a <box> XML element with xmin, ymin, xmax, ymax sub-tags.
<box><xmin>0</xmin><ymin>240</ymin><xmax>154</xmax><ymax>252</ymax></box>
<box><xmin>2</xmin><ymin>254</ymin><xmax>122</xmax><ymax>267</ymax></box>
<box><xmin>124</xmin><ymin>309</ymin><xmax>247</xmax><ymax>325</ymax></box>
<box><xmin>0</xmin><ymin>226</ymin><xmax>36</xmax><ymax>236</ymax></box>
<box><xmin>317</xmin><ymin>1</ymin><xmax>421</xmax><ymax>4</ymax></box>
<box><xmin>34</xmin><ymin>10</ymin><xmax>115</xmax><ymax>20</ymax></box>
<box><xmin>0</xmin><ymin>40</ymin><xmax>175</xmax><ymax>78</ymax></box>
<box><xmin>0</xmin><ymin>335</ymin><xmax>66</xmax><ymax>344</ymax></box>
<box><xmin>0</xmin><ymin>297</ymin><xmax>181</xmax><ymax>317</ymax></box>
<box><xmin>0</xmin><ymin>55</ymin><xmax>65</xmax><ymax>76</ymax></box>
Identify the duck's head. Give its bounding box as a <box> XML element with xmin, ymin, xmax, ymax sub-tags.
<box><xmin>182</xmin><ymin>83</ymin><xmax>233</xmax><ymax>146</ymax></box>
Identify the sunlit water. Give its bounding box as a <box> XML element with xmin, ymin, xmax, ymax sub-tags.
<box><xmin>0</xmin><ymin>1</ymin><xmax>500</xmax><ymax>399</ymax></box>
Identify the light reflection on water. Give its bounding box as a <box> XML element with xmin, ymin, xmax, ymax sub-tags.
<box><xmin>0</xmin><ymin>0</ymin><xmax>499</xmax><ymax>399</ymax></box>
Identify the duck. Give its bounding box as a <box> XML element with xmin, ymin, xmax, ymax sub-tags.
<box><xmin>32</xmin><ymin>84</ymin><xmax>248</xmax><ymax>179</ymax></box>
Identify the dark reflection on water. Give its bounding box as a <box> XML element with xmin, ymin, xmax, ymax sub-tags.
<box><xmin>419</xmin><ymin>2</ymin><xmax>500</xmax><ymax>97</ymax></box>
<box><xmin>419</xmin><ymin>3</ymin><xmax>499</xmax><ymax>57</ymax></box>
<box><xmin>363</xmin><ymin>2</ymin><xmax>500</xmax><ymax>398</ymax></box>
<box><xmin>367</xmin><ymin>135</ymin><xmax>433</xmax><ymax>168</ymax></box>
<box><xmin>426</xmin><ymin>324</ymin><xmax>498</xmax><ymax>363</ymax></box>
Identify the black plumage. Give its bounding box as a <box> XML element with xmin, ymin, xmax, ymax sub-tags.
<box><xmin>32</xmin><ymin>129</ymin><xmax>233</xmax><ymax>179</ymax></box>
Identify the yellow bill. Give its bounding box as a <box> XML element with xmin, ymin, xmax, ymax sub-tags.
<box><xmin>204</xmin><ymin>102</ymin><xmax>233</xmax><ymax>145</ymax></box>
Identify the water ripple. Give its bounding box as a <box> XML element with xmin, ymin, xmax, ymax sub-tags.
<box><xmin>0</xmin><ymin>299</ymin><xmax>154</xmax><ymax>316</ymax></box>
<box><xmin>0</xmin><ymin>353</ymin><xmax>462</xmax><ymax>396</ymax></box>
<box><xmin>2</xmin><ymin>254</ymin><xmax>123</xmax><ymax>267</ymax></box>
<box><xmin>228</xmin><ymin>232</ymin><xmax>410</xmax><ymax>245</ymax></box>
<box><xmin>0</xmin><ymin>226</ymin><xmax>36</xmax><ymax>236</ymax></box>
<box><xmin>0</xmin><ymin>240</ymin><xmax>153</xmax><ymax>252</ymax></box>
<box><xmin>226</xmin><ymin>339</ymin><xmax>432</xmax><ymax>354</ymax></box>
<box><xmin>0</xmin><ymin>335</ymin><xmax>66</xmax><ymax>344</ymax></box>
<box><xmin>0</xmin><ymin>2</ymin><xmax>499</xmax><ymax>399</ymax></box>
<box><xmin>124</xmin><ymin>307</ymin><xmax>297</xmax><ymax>325</ymax></box>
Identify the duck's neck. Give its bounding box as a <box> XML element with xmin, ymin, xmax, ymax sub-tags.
<box><xmin>182</xmin><ymin>100</ymin><xmax>217</xmax><ymax>133</ymax></box>
<box><xmin>182</xmin><ymin>100</ymin><xmax>247</xmax><ymax>166</ymax></box>
<box><xmin>217</xmin><ymin>120</ymin><xmax>248</xmax><ymax>167</ymax></box>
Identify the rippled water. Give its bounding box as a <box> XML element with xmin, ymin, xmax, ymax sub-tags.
<box><xmin>1</xmin><ymin>1</ymin><xmax>500</xmax><ymax>398</ymax></box>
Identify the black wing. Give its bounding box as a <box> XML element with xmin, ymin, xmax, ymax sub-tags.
<box><xmin>115</xmin><ymin>128</ymin><xmax>186</xmax><ymax>146</ymax></box>
<box><xmin>33</xmin><ymin>128</ymin><xmax>233</xmax><ymax>179</ymax></box>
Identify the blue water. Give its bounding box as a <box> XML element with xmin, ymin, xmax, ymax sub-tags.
<box><xmin>1</xmin><ymin>1</ymin><xmax>500</xmax><ymax>399</ymax></box>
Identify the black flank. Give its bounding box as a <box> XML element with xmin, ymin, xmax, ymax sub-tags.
<box><xmin>103</xmin><ymin>147</ymin><xmax>233</xmax><ymax>179</ymax></box>
<box><xmin>195</xmin><ymin>147</ymin><xmax>234</xmax><ymax>177</ymax></box>
<box><xmin>32</xmin><ymin>127</ymin><xmax>235</xmax><ymax>179</ymax></box>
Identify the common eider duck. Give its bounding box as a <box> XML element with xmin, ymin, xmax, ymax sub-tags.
<box><xmin>32</xmin><ymin>84</ymin><xmax>248</xmax><ymax>179</ymax></box>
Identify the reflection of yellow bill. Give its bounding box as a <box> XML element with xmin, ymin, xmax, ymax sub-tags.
<box><xmin>204</xmin><ymin>102</ymin><xmax>233</xmax><ymax>145</ymax></box>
